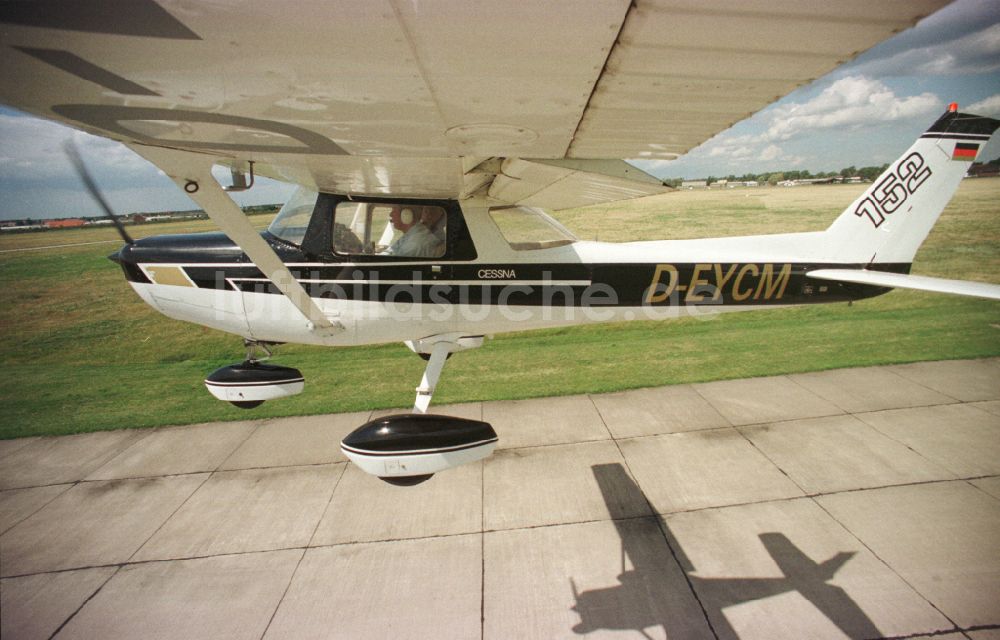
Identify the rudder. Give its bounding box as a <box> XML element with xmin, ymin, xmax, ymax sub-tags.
<box><xmin>822</xmin><ymin>106</ymin><xmax>999</xmax><ymax>266</ymax></box>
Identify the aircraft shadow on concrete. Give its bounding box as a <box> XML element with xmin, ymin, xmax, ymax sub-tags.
<box><xmin>570</xmin><ymin>463</ymin><xmax>881</xmax><ymax>639</ymax></box>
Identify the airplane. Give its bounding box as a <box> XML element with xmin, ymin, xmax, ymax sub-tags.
<box><xmin>1</xmin><ymin>1</ymin><xmax>998</xmax><ymax>485</ymax></box>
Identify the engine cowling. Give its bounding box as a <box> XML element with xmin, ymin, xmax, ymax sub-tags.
<box><xmin>341</xmin><ymin>414</ymin><xmax>498</xmax><ymax>486</ymax></box>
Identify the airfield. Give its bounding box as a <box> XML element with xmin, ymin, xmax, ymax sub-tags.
<box><xmin>2</xmin><ymin>180</ymin><xmax>999</xmax><ymax>439</ymax></box>
<box><xmin>2</xmin><ymin>357</ymin><xmax>999</xmax><ymax>639</ymax></box>
<box><xmin>1</xmin><ymin>181</ymin><xmax>998</xmax><ymax>637</ymax></box>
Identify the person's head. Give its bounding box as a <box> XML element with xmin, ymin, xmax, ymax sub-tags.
<box><xmin>421</xmin><ymin>207</ymin><xmax>444</xmax><ymax>229</ymax></box>
<box><xmin>389</xmin><ymin>206</ymin><xmax>417</xmax><ymax>231</ymax></box>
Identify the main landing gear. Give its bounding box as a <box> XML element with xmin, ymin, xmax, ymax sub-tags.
<box><xmin>202</xmin><ymin>334</ymin><xmax>499</xmax><ymax>485</ymax></box>
<box><xmin>204</xmin><ymin>340</ymin><xmax>304</xmax><ymax>409</ymax></box>
<box><xmin>340</xmin><ymin>333</ymin><xmax>499</xmax><ymax>486</ymax></box>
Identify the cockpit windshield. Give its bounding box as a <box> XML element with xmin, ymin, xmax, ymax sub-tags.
<box><xmin>488</xmin><ymin>206</ymin><xmax>578</xmax><ymax>251</ymax></box>
<box><xmin>267</xmin><ymin>187</ymin><xmax>319</xmax><ymax>246</ymax></box>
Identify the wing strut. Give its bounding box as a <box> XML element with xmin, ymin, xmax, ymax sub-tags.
<box><xmin>129</xmin><ymin>145</ymin><xmax>342</xmax><ymax>335</ymax></box>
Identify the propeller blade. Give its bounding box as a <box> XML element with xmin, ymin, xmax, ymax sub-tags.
<box><xmin>63</xmin><ymin>141</ymin><xmax>134</xmax><ymax>245</ymax></box>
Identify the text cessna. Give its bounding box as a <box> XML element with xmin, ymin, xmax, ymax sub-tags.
<box><xmin>646</xmin><ymin>263</ymin><xmax>793</xmax><ymax>304</ymax></box>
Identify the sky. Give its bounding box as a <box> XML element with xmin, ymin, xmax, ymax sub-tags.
<box><xmin>635</xmin><ymin>0</ymin><xmax>1000</xmax><ymax>180</ymax></box>
<box><xmin>1</xmin><ymin>0</ymin><xmax>999</xmax><ymax>220</ymax></box>
<box><xmin>0</xmin><ymin>112</ymin><xmax>295</xmax><ymax>221</ymax></box>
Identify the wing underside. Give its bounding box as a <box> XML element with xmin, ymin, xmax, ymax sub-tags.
<box><xmin>0</xmin><ymin>0</ymin><xmax>950</xmax><ymax>206</ymax></box>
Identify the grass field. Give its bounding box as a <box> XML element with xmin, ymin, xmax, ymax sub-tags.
<box><xmin>1</xmin><ymin>181</ymin><xmax>998</xmax><ymax>439</ymax></box>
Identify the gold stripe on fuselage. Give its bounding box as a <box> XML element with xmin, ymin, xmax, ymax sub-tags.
<box><xmin>145</xmin><ymin>266</ymin><xmax>195</xmax><ymax>288</ymax></box>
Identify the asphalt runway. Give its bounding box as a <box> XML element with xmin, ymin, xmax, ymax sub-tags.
<box><xmin>2</xmin><ymin>358</ymin><xmax>999</xmax><ymax>639</ymax></box>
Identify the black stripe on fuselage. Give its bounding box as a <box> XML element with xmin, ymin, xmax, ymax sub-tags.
<box><xmin>924</xmin><ymin>111</ymin><xmax>1000</xmax><ymax>137</ymax></box>
<box><xmin>920</xmin><ymin>133</ymin><xmax>993</xmax><ymax>141</ymax></box>
<box><xmin>131</xmin><ymin>262</ymin><xmax>906</xmax><ymax>307</ymax></box>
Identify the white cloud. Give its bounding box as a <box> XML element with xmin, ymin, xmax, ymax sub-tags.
<box><xmin>648</xmin><ymin>75</ymin><xmax>940</xmax><ymax>178</ymax></box>
<box><xmin>764</xmin><ymin>76</ymin><xmax>939</xmax><ymax>141</ymax></box>
<box><xmin>850</xmin><ymin>21</ymin><xmax>1000</xmax><ymax>78</ymax></box>
<box><xmin>0</xmin><ymin>109</ymin><xmax>294</xmax><ymax>219</ymax></box>
<box><xmin>759</xmin><ymin>145</ymin><xmax>782</xmax><ymax>161</ymax></box>
<box><xmin>0</xmin><ymin>112</ymin><xmax>156</xmax><ymax>187</ymax></box>
<box><xmin>0</xmin><ymin>114</ymin><xmax>75</xmax><ymax>179</ymax></box>
<box><xmin>967</xmin><ymin>94</ymin><xmax>1000</xmax><ymax>116</ymax></box>
<box><xmin>707</xmin><ymin>144</ymin><xmax>753</xmax><ymax>159</ymax></box>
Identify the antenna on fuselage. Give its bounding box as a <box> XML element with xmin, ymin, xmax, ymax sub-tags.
<box><xmin>64</xmin><ymin>141</ymin><xmax>134</xmax><ymax>245</ymax></box>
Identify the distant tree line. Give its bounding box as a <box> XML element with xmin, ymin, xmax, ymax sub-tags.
<box><xmin>711</xmin><ymin>164</ymin><xmax>890</xmax><ymax>186</ymax></box>
<box><xmin>1</xmin><ymin>203</ymin><xmax>281</xmax><ymax>229</ymax></box>
<box><xmin>666</xmin><ymin>164</ymin><xmax>892</xmax><ymax>187</ymax></box>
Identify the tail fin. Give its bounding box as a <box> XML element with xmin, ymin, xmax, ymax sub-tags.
<box><xmin>823</xmin><ymin>106</ymin><xmax>999</xmax><ymax>265</ymax></box>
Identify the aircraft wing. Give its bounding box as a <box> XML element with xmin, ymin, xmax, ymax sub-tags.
<box><xmin>0</xmin><ymin>0</ymin><xmax>951</xmax><ymax>207</ymax></box>
<box><xmin>807</xmin><ymin>269</ymin><xmax>1000</xmax><ymax>301</ymax></box>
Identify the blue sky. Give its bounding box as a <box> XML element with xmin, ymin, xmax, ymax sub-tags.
<box><xmin>1</xmin><ymin>0</ymin><xmax>999</xmax><ymax>220</ymax></box>
<box><xmin>0</xmin><ymin>112</ymin><xmax>295</xmax><ymax>220</ymax></box>
<box><xmin>636</xmin><ymin>0</ymin><xmax>1000</xmax><ymax>180</ymax></box>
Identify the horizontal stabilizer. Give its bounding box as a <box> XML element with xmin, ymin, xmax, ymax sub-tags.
<box><xmin>807</xmin><ymin>269</ymin><xmax>1000</xmax><ymax>301</ymax></box>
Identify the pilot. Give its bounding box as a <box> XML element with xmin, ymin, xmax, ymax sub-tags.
<box><xmin>382</xmin><ymin>206</ymin><xmax>444</xmax><ymax>258</ymax></box>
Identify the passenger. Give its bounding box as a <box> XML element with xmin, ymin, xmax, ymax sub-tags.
<box><xmin>420</xmin><ymin>207</ymin><xmax>447</xmax><ymax>250</ymax></box>
<box><xmin>382</xmin><ymin>206</ymin><xmax>445</xmax><ymax>258</ymax></box>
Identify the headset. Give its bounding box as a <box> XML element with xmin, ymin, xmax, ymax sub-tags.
<box><xmin>399</xmin><ymin>207</ymin><xmax>415</xmax><ymax>225</ymax></box>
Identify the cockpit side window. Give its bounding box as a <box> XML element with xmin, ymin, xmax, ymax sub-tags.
<box><xmin>488</xmin><ymin>206</ymin><xmax>578</xmax><ymax>251</ymax></box>
<box><xmin>267</xmin><ymin>187</ymin><xmax>319</xmax><ymax>246</ymax></box>
<box><xmin>333</xmin><ymin>202</ymin><xmax>447</xmax><ymax>259</ymax></box>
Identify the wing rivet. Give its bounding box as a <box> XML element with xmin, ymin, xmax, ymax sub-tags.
<box><xmin>184</xmin><ymin>180</ymin><xmax>199</xmax><ymax>194</ymax></box>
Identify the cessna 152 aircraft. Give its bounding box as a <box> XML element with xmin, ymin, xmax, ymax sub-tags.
<box><xmin>2</xmin><ymin>1</ymin><xmax>998</xmax><ymax>484</ymax></box>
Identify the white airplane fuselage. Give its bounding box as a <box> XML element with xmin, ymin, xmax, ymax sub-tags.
<box><xmin>117</xmin><ymin>195</ymin><xmax>885</xmax><ymax>348</ymax></box>
<box><xmin>113</xmin><ymin>108</ymin><xmax>998</xmax><ymax>350</ymax></box>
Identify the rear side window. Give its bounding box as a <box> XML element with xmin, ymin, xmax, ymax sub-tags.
<box><xmin>488</xmin><ymin>205</ymin><xmax>577</xmax><ymax>251</ymax></box>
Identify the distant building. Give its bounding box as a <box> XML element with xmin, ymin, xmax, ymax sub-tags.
<box><xmin>967</xmin><ymin>162</ymin><xmax>999</xmax><ymax>178</ymax></box>
<box><xmin>0</xmin><ymin>224</ymin><xmax>46</xmax><ymax>232</ymax></box>
<box><xmin>681</xmin><ymin>180</ymin><xmax>707</xmax><ymax>189</ymax></box>
<box><xmin>44</xmin><ymin>218</ymin><xmax>86</xmax><ymax>229</ymax></box>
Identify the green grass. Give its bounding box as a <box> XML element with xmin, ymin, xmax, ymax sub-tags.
<box><xmin>1</xmin><ymin>182</ymin><xmax>998</xmax><ymax>438</ymax></box>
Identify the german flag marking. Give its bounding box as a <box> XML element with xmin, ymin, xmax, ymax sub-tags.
<box><xmin>952</xmin><ymin>142</ymin><xmax>979</xmax><ymax>161</ymax></box>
